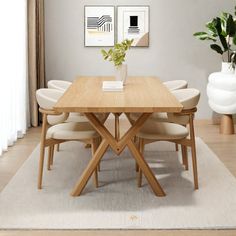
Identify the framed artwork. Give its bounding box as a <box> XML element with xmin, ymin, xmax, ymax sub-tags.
<box><xmin>117</xmin><ymin>6</ymin><xmax>149</xmax><ymax>47</ymax></box>
<box><xmin>84</xmin><ymin>6</ymin><xmax>115</xmax><ymax>47</ymax></box>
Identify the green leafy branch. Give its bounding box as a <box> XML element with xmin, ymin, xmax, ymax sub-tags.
<box><xmin>193</xmin><ymin>12</ymin><xmax>236</xmax><ymax>62</ymax></box>
<box><xmin>101</xmin><ymin>39</ymin><xmax>134</xmax><ymax>67</ymax></box>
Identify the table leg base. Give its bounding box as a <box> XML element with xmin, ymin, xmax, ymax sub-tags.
<box><xmin>71</xmin><ymin>140</ymin><xmax>109</xmax><ymax>197</ymax></box>
<box><xmin>71</xmin><ymin>112</ymin><xmax>166</xmax><ymax>197</ymax></box>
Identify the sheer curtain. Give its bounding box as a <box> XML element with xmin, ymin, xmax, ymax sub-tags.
<box><xmin>0</xmin><ymin>0</ymin><xmax>28</xmax><ymax>156</ymax></box>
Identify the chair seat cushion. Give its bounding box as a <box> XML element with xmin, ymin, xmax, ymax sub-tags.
<box><xmin>66</xmin><ymin>113</ymin><xmax>108</xmax><ymax>123</ymax></box>
<box><xmin>150</xmin><ymin>113</ymin><xmax>168</xmax><ymax>121</ymax></box>
<box><xmin>48</xmin><ymin>113</ymin><xmax>88</xmax><ymax>125</ymax></box>
<box><xmin>130</xmin><ymin>112</ymin><xmax>168</xmax><ymax>123</ymax></box>
<box><xmin>47</xmin><ymin>113</ymin><xmax>69</xmax><ymax>125</ymax></box>
<box><xmin>65</xmin><ymin>113</ymin><xmax>89</xmax><ymax>123</ymax></box>
<box><xmin>49</xmin><ymin>113</ymin><xmax>108</xmax><ymax>124</ymax></box>
<box><xmin>47</xmin><ymin>122</ymin><xmax>99</xmax><ymax>140</ymax></box>
<box><xmin>130</xmin><ymin>112</ymin><xmax>190</xmax><ymax>126</ymax></box>
<box><xmin>137</xmin><ymin>121</ymin><xmax>189</xmax><ymax>140</ymax></box>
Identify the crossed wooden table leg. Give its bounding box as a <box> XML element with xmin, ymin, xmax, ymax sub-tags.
<box><xmin>71</xmin><ymin>112</ymin><xmax>166</xmax><ymax>197</ymax></box>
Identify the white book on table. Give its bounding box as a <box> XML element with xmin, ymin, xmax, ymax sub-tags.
<box><xmin>102</xmin><ymin>81</ymin><xmax>123</xmax><ymax>92</ymax></box>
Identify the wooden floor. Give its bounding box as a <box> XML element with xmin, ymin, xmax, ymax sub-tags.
<box><xmin>0</xmin><ymin>119</ymin><xmax>236</xmax><ymax>236</ymax></box>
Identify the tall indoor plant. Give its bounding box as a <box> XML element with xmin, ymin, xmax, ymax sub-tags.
<box><xmin>101</xmin><ymin>39</ymin><xmax>133</xmax><ymax>83</ymax></box>
<box><xmin>194</xmin><ymin>10</ymin><xmax>236</xmax><ymax>135</ymax></box>
<box><xmin>194</xmin><ymin>12</ymin><xmax>236</xmax><ymax>72</ymax></box>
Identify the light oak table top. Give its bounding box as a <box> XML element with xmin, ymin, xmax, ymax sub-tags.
<box><xmin>54</xmin><ymin>76</ymin><xmax>183</xmax><ymax>113</ymax></box>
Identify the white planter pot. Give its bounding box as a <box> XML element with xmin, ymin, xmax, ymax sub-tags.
<box><xmin>207</xmin><ymin>73</ymin><xmax>236</xmax><ymax>114</ymax></box>
<box><xmin>221</xmin><ymin>62</ymin><xmax>234</xmax><ymax>74</ymax></box>
<box><xmin>207</xmin><ymin>63</ymin><xmax>236</xmax><ymax>134</ymax></box>
<box><xmin>207</xmin><ymin>83</ymin><xmax>236</xmax><ymax>106</ymax></box>
<box><xmin>208</xmin><ymin>72</ymin><xmax>236</xmax><ymax>91</ymax></box>
<box><xmin>115</xmin><ymin>64</ymin><xmax>127</xmax><ymax>84</ymax></box>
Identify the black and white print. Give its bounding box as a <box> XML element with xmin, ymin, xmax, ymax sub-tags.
<box><xmin>87</xmin><ymin>15</ymin><xmax>113</xmax><ymax>32</ymax></box>
<box><xmin>128</xmin><ymin>16</ymin><xmax>140</xmax><ymax>34</ymax></box>
<box><xmin>85</xmin><ymin>6</ymin><xmax>115</xmax><ymax>47</ymax></box>
<box><xmin>117</xmin><ymin>6</ymin><xmax>149</xmax><ymax>47</ymax></box>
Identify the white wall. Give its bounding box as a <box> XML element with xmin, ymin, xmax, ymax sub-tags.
<box><xmin>45</xmin><ymin>0</ymin><xmax>235</xmax><ymax>119</ymax></box>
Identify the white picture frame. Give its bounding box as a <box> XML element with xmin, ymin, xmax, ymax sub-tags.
<box><xmin>84</xmin><ymin>6</ymin><xmax>115</xmax><ymax>47</ymax></box>
<box><xmin>117</xmin><ymin>6</ymin><xmax>149</xmax><ymax>47</ymax></box>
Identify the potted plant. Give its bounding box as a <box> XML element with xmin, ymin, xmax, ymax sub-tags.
<box><xmin>194</xmin><ymin>11</ymin><xmax>236</xmax><ymax>134</ymax></box>
<box><xmin>194</xmin><ymin>12</ymin><xmax>236</xmax><ymax>73</ymax></box>
<box><xmin>101</xmin><ymin>39</ymin><xmax>133</xmax><ymax>84</ymax></box>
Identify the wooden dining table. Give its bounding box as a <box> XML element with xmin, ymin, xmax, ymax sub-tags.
<box><xmin>54</xmin><ymin>76</ymin><xmax>183</xmax><ymax>197</ymax></box>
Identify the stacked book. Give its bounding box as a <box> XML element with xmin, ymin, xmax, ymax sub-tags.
<box><xmin>102</xmin><ymin>81</ymin><xmax>123</xmax><ymax>92</ymax></box>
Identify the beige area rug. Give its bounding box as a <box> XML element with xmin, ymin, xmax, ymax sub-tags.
<box><xmin>0</xmin><ymin>138</ymin><xmax>236</xmax><ymax>230</ymax></box>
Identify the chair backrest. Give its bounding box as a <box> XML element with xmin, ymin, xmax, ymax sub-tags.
<box><xmin>163</xmin><ymin>80</ymin><xmax>188</xmax><ymax>91</ymax></box>
<box><xmin>47</xmin><ymin>80</ymin><xmax>72</xmax><ymax>92</ymax></box>
<box><xmin>36</xmin><ymin>88</ymin><xmax>63</xmax><ymax>110</ymax></box>
<box><xmin>172</xmin><ymin>88</ymin><xmax>200</xmax><ymax>109</ymax></box>
<box><xmin>36</xmin><ymin>88</ymin><xmax>68</xmax><ymax>125</ymax></box>
<box><xmin>168</xmin><ymin>88</ymin><xmax>200</xmax><ymax>125</ymax></box>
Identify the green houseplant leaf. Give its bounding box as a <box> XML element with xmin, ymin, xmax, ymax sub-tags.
<box><xmin>214</xmin><ymin>17</ymin><xmax>229</xmax><ymax>51</ymax></box>
<box><xmin>194</xmin><ymin>11</ymin><xmax>236</xmax><ymax>62</ymax></box>
<box><xmin>101</xmin><ymin>39</ymin><xmax>134</xmax><ymax>67</ymax></box>
<box><xmin>227</xmin><ymin>15</ymin><xmax>236</xmax><ymax>36</ymax></box>
<box><xmin>193</xmin><ymin>32</ymin><xmax>216</xmax><ymax>41</ymax></box>
<box><xmin>210</xmin><ymin>44</ymin><xmax>224</xmax><ymax>54</ymax></box>
<box><xmin>206</xmin><ymin>19</ymin><xmax>218</xmax><ymax>36</ymax></box>
<box><xmin>220</xmin><ymin>12</ymin><xmax>229</xmax><ymax>37</ymax></box>
<box><xmin>233</xmin><ymin>34</ymin><xmax>236</xmax><ymax>45</ymax></box>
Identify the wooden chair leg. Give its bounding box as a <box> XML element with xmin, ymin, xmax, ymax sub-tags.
<box><xmin>47</xmin><ymin>146</ymin><xmax>52</xmax><ymax>171</ymax></box>
<box><xmin>91</xmin><ymin>138</ymin><xmax>99</xmax><ymax>188</ymax></box>
<box><xmin>56</xmin><ymin>144</ymin><xmax>60</xmax><ymax>152</ymax></box>
<box><xmin>135</xmin><ymin>137</ymin><xmax>139</xmax><ymax>172</ymax></box>
<box><xmin>93</xmin><ymin>166</ymin><xmax>98</xmax><ymax>188</ymax></box>
<box><xmin>115</xmin><ymin>113</ymin><xmax>120</xmax><ymax>141</ymax></box>
<box><xmin>191</xmin><ymin>144</ymin><xmax>198</xmax><ymax>189</ymax></box>
<box><xmin>184</xmin><ymin>146</ymin><xmax>188</xmax><ymax>170</ymax></box>
<box><xmin>181</xmin><ymin>145</ymin><xmax>188</xmax><ymax>170</ymax></box>
<box><xmin>189</xmin><ymin>114</ymin><xmax>199</xmax><ymax>190</ymax></box>
<box><xmin>175</xmin><ymin>144</ymin><xmax>179</xmax><ymax>151</ymax></box>
<box><xmin>97</xmin><ymin>161</ymin><xmax>101</xmax><ymax>172</ymax></box>
<box><xmin>50</xmin><ymin>145</ymin><xmax>55</xmax><ymax>166</ymax></box>
<box><xmin>97</xmin><ymin>137</ymin><xmax>102</xmax><ymax>172</ymax></box>
<box><xmin>38</xmin><ymin>114</ymin><xmax>47</xmax><ymax>189</ymax></box>
<box><xmin>85</xmin><ymin>143</ymin><xmax>91</xmax><ymax>148</ymax></box>
<box><xmin>138</xmin><ymin>138</ymin><xmax>145</xmax><ymax>188</ymax></box>
<box><xmin>38</xmin><ymin>144</ymin><xmax>46</xmax><ymax>189</ymax></box>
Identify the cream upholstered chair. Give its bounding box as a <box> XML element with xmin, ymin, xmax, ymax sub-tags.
<box><xmin>136</xmin><ymin>88</ymin><xmax>200</xmax><ymax>190</ymax></box>
<box><xmin>36</xmin><ymin>88</ymin><xmax>100</xmax><ymax>189</ymax></box>
<box><xmin>47</xmin><ymin>80</ymin><xmax>92</xmax><ymax>152</ymax></box>
<box><xmin>161</xmin><ymin>80</ymin><xmax>188</xmax><ymax>151</ymax></box>
<box><xmin>163</xmin><ymin>80</ymin><xmax>188</xmax><ymax>91</ymax></box>
<box><xmin>47</xmin><ymin>80</ymin><xmax>88</xmax><ymax>123</ymax></box>
<box><xmin>47</xmin><ymin>105</ymin><xmax>88</xmax><ymax>125</ymax></box>
<box><xmin>47</xmin><ymin>79</ymin><xmax>108</xmax><ymax>154</ymax></box>
<box><xmin>47</xmin><ymin>79</ymin><xmax>108</xmax><ymax>124</ymax></box>
<box><xmin>130</xmin><ymin>81</ymin><xmax>188</xmax><ymax>152</ymax></box>
<box><xmin>45</xmin><ymin>88</ymin><xmax>89</xmax><ymax>152</ymax></box>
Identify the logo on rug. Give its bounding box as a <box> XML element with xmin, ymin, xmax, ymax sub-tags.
<box><xmin>129</xmin><ymin>215</ymin><xmax>138</xmax><ymax>221</ymax></box>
